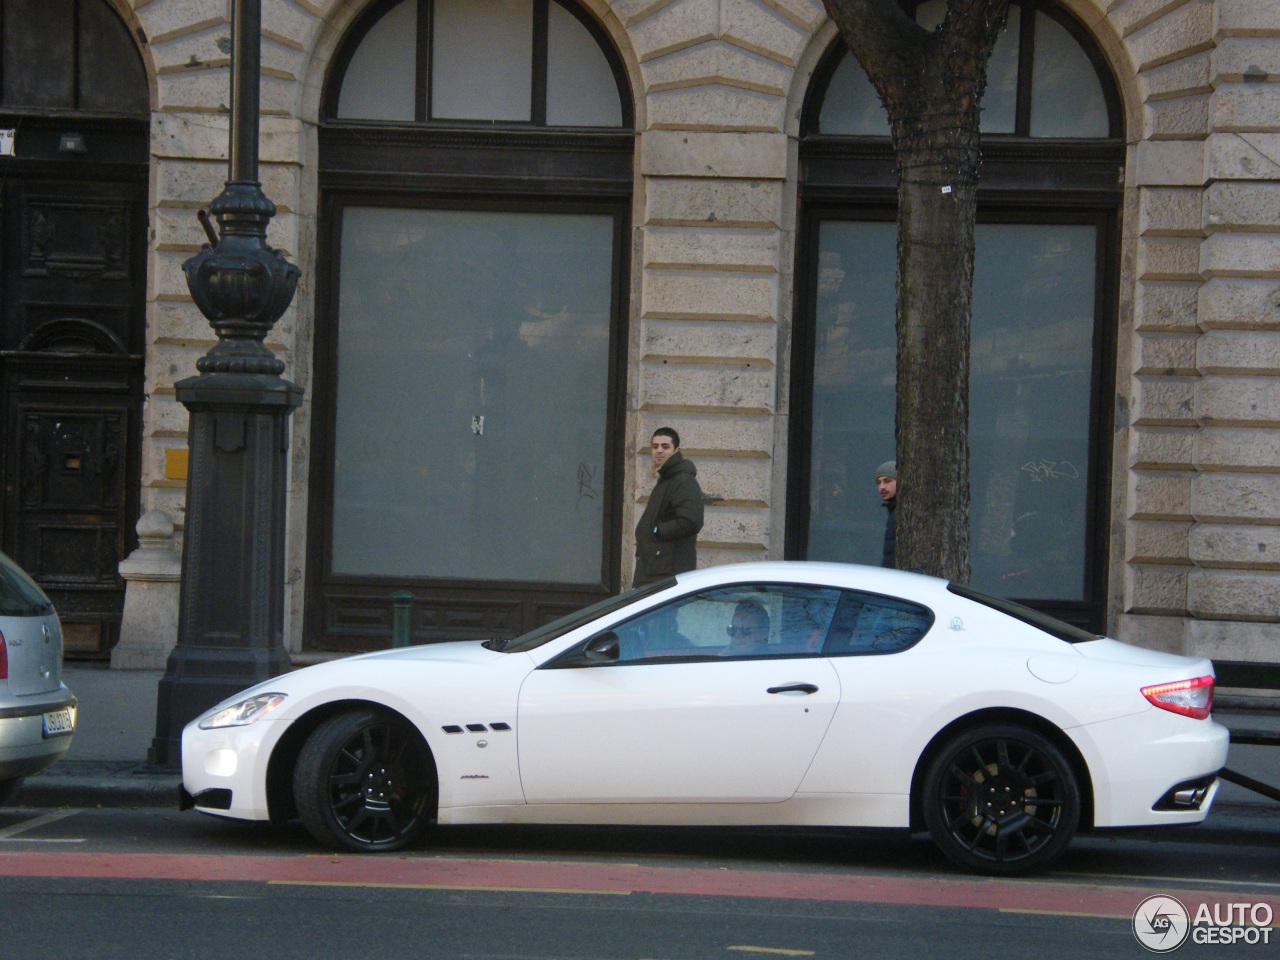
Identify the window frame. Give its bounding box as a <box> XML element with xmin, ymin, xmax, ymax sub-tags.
<box><xmin>307</xmin><ymin>189</ymin><xmax>632</xmax><ymax>652</ymax></box>
<box><xmin>307</xmin><ymin>0</ymin><xmax>636</xmax><ymax>653</ymax></box>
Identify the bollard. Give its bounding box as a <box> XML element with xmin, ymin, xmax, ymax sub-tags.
<box><xmin>391</xmin><ymin>591</ymin><xmax>415</xmax><ymax>648</ymax></box>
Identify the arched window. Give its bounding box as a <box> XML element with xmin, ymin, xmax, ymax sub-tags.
<box><xmin>328</xmin><ymin>0</ymin><xmax>626</xmax><ymax>126</ymax></box>
<box><xmin>0</xmin><ymin>0</ymin><xmax>148</xmax><ymax>114</ymax></box>
<box><xmin>308</xmin><ymin>0</ymin><xmax>634</xmax><ymax>652</ymax></box>
<box><xmin>789</xmin><ymin>0</ymin><xmax>1122</xmax><ymax>631</ymax></box>
<box><xmin>813</xmin><ymin>0</ymin><xmax>1115</xmax><ymax>138</ymax></box>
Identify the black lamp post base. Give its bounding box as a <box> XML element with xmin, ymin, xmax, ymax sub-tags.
<box><xmin>149</xmin><ymin>372</ymin><xmax>302</xmax><ymax>770</ymax></box>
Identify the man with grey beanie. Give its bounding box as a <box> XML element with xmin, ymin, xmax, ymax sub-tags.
<box><xmin>875</xmin><ymin>460</ymin><xmax>897</xmax><ymax>568</ymax></box>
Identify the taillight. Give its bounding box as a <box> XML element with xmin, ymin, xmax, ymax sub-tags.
<box><xmin>1142</xmin><ymin>675</ymin><xmax>1214</xmax><ymax>719</ymax></box>
<box><xmin>0</xmin><ymin>630</ymin><xmax>6</xmax><ymax>680</ymax></box>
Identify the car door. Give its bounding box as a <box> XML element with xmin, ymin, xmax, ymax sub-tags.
<box><xmin>517</xmin><ymin>583</ymin><xmax>843</xmax><ymax>804</ymax></box>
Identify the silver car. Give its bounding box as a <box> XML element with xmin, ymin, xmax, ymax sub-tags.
<box><xmin>0</xmin><ymin>550</ymin><xmax>75</xmax><ymax>804</ymax></box>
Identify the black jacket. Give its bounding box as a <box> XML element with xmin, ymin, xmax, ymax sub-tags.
<box><xmin>633</xmin><ymin>452</ymin><xmax>704</xmax><ymax>586</ymax></box>
<box><xmin>882</xmin><ymin>497</ymin><xmax>897</xmax><ymax>568</ymax></box>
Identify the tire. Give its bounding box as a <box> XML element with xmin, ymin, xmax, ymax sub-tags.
<box><xmin>921</xmin><ymin>723</ymin><xmax>1080</xmax><ymax>876</ymax></box>
<box><xmin>293</xmin><ymin>710</ymin><xmax>436</xmax><ymax>853</ymax></box>
<box><xmin>0</xmin><ymin>777</ymin><xmax>24</xmax><ymax>806</ymax></box>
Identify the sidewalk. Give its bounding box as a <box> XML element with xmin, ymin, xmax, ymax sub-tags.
<box><xmin>10</xmin><ymin>665</ymin><xmax>1280</xmax><ymax>843</ymax></box>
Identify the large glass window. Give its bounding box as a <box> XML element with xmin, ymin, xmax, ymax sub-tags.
<box><xmin>331</xmin><ymin>207</ymin><xmax>615</xmax><ymax>583</ymax></box>
<box><xmin>794</xmin><ymin>0</ymin><xmax>1121</xmax><ymax>630</ymax></box>
<box><xmin>806</xmin><ymin>221</ymin><xmax>1100</xmax><ymax>602</ymax></box>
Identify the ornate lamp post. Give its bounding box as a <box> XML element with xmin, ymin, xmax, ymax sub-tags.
<box><xmin>150</xmin><ymin>0</ymin><xmax>302</xmax><ymax>767</ymax></box>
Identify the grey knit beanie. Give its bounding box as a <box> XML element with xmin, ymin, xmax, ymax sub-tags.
<box><xmin>875</xmin><ymin>461</ymin><xmax>897</xmax><ymax>481</ymax></box>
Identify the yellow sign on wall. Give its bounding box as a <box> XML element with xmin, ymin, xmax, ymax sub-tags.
<box><xmin>165</xmin><ymin>448</ymin><xmax>189</xmax><ymax>481</ymax></box>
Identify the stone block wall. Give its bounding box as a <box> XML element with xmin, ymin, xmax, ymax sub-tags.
<box><xmin>1121</xmin><ymin>0</ymin><xmax>1280</xmax><ymax>662</ymax></box>
<box><xmin>119</xmin><ymin>0</ymin><xmax>1280</xmax><ymax>662</ymax></box>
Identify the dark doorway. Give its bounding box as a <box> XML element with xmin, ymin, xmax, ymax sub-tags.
<box><xmin>0</xmin><ymin>0</ymin><xmax>148</xmax><ymax>657</ymax></box>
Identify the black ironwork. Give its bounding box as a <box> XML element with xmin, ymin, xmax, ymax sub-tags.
<box><xmin>150</xmin><ymin>0</ymin><xmax>302</xmax><ymax>768</ymax></box>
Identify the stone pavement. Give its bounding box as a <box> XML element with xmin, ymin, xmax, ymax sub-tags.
<box><xmin>7</xmin><ymin>664</ymin><xmax>1280</xmax><ymax>843</ymax></box>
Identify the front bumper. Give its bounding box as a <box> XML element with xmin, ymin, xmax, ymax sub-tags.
<box><xmin>180</xmin><ymin>716</ymin><xmax>287</xmax><ymax>821</ymax></box>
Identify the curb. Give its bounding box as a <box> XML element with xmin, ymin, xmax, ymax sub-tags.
<box><xmin>14</xmin><ymin>765</ymin><xmax>181</xmax><ymax>809</ymax></box>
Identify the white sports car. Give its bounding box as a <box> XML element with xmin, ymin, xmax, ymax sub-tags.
<box><xmin>181</xmin><ymin>562</ymin><xmax>1228</xmax><ymax>875</ymax></box>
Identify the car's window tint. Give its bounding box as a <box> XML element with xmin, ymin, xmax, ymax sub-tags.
<box><xmin>0</xmin><ymin>551</ymin><xmax>52</xmax><ymax>617</ymax></box>
<box><xmin>822</xmin><ymin>590</ymin><xmax>932</xmax><ymax>656</ymax></box>
<box><xmin>606</xmin><ymin>583</ymin><xmax>842</xmax><ymax>663</ymax></box>
<box><xmin>499</xmin><ymin>579</ymin><xmax>673</xmax><ymax>652</ymax></box>
<box><xmin>946</xmin><ymin>582</ymin><xmax>1098</xmax><ymax>643</ymax></box>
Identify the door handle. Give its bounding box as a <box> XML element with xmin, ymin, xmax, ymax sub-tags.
<box><xmin>767</xmin><ymin>683</ymin><xmax>819</xmax><ymax>695</ymax></box>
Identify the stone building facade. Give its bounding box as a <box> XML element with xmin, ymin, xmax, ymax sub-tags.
<box><xmin>4</xmin><ymin>0</ymin><xmax>1276</xmax><ymax>669</ymax></box>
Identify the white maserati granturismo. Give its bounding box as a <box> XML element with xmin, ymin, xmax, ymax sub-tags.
<box><xmin>181</xmin><ymin>562</ymin><xmax>1227</xmax><ymax>875</ymax></box>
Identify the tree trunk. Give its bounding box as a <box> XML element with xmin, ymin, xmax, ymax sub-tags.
<box><xmin>896</xmin><ymin>158</ymin><xmax>973</xmax><ymax>581</ymax></box>
<box><xmin>821</xmin><ymin>0</ymin><xmax>1008</xmax><ymax>582</ymax></box>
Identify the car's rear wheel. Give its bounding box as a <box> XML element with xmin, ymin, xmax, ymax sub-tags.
<box><xmin>293</xmin><ymin>709</ymin><xmax>435</xmax><ymax>853</ymax></box>
<box><xmin>922</xmin><ymin>723</ymin><xmax>1080</xmax><ymax>875</ymax></box>
<box><xmin>0</xmin><ymin>777</ymin><xmax>24</xmax><ymax>805</ymax></box>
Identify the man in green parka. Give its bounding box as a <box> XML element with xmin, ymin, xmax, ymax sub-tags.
<box><xmin>633</xmin><ymin>427</ymin><xmax>704</xmax><ymax>587</ymax></box>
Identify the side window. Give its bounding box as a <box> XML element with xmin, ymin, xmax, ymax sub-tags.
<box><xmin>610</xmin><ymin>584</ymin><xmax>842</xmax><ymax>662</ymax></box>
<box><xmin>823</xmin><ymin>591</ymin><xmax>933</xmax><ymax>656</ymax></box>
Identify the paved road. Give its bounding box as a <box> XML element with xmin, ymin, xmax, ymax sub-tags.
<box><xmin>1</xmin><ymin>807</ymin><xmax>1276</xmax><ymax>959</ymax></box>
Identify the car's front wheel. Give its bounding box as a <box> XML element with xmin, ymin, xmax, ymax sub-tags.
<box><xmin>293</xmin><ymin>709</ymin><xmax>436</xmax><ymax>853</ymax></box>
<box><xmin>922</xmin><ymin>723</ymin><xmax>1080</xmax><ymax>875</ymax></box>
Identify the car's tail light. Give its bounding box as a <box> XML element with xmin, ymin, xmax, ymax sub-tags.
<box><xmin>1142</xmin><ymin>675</ymin><xmax>1214</xmax><ymax>719</ymax></box>
<box><xmin>0</xmin><ymin>630</ymin><xmax>6</xmax><ymax>680</ymax></box>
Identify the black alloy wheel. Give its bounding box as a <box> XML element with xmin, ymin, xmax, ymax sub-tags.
<box><xmin>922</xmin><ymin>723</ymin><xmax>1080</xmax><ymax>875</ymax></box>
<box><xmin>294</xmin><ymin>709</ymin><xmax>436</xmax><ymax>852</ymax></box>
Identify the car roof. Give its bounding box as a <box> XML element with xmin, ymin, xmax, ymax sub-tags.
<box><xmin>670</xmin><ymin>561</ymin><xmax>949</xmax><ymax>597</ymax></box>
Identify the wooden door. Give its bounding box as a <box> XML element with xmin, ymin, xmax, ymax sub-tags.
<box><xmin>0</xmin><ymin>175</ymin><xmax>145</xmax><ymax>658</ymax></box>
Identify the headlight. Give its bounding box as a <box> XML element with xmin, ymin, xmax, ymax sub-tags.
<box><xmin>198</xmin><ymin>693</ymin><xmax>288</xmax><ymax>729</ymax></box>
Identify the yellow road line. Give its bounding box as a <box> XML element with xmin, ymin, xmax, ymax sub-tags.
<box><xmin>727</xmin><ymin>947</ymin><xmax>816</xmax><ymax>957</ymax></box>
<box><xmin>999</xmin><ymin>908</ymin><xmax>1132</xmax><ymax>920</ymax></box>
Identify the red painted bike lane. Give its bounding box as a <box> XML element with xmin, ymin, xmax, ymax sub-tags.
<box><xmin>2</xmin><ymin>851</ymin><xmax>1275</xmax><ymax>921</ymax></box>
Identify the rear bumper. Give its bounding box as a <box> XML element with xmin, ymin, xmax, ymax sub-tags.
<box><xmin>1073</xmin><ymin>712</ymin><xmax>1230</xmax><ymax>827</ymax></box>
<box><xmin>0</xmin><ymin>694</ymin><xmax>77</xmax><ymax>780</ymax></box>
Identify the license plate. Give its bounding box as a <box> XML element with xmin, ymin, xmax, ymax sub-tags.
<box><xmin>42</xmin><ymin>707</ymin><xmax>75</xmax><ymax>738</ymax></box>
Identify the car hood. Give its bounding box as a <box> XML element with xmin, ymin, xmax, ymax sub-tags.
<box><xmin>193</xmin><ymin>640</ymin><xmax>510</xmax><ymax>723</ymax></box>
<box><xmin>329</xmin><ymin>640</ymin><xmax>504</xmax><ymax>667</ymax></box>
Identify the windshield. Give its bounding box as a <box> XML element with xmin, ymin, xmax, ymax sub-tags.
<box><xmin>947</xmin><ymin>582</ymin><xmax>1099</xmax><ymax>644</ymax></box>
<box><xmin>489</xmin><ymin>579</ymin><xmax>674</xmax><ymax>653</ymax></box>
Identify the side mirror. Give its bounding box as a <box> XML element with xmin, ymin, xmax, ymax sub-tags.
<box><xmin>583</xmin><ymin>631</ymin><xmax>620</xmax><ymax>662</ymax></box>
